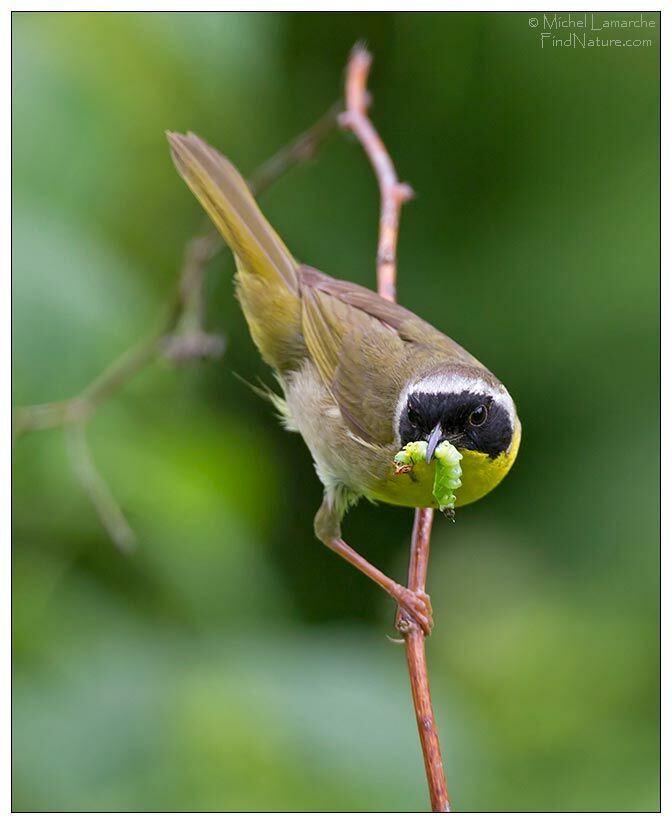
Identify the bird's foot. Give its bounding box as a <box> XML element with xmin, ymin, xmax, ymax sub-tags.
<box><xmin>393</xmin><ymin>586</ymin><xmax>433</xmax><ymax>636</ymax></box>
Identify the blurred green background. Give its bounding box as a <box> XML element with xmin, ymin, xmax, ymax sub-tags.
<box><xmin>12</xmin><ymin>11</ymin><xmax>659</xmax><ymax>812</ymax></box>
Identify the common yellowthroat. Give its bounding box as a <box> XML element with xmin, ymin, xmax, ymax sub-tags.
<box><xmin>168</xmin><ymin>132</ymin><xmax>521</xmax><ymax>633</ymax></box>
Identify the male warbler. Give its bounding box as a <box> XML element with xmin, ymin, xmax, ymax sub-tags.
<box><xmin>168</xmin><ymin>132</ymin><xmax>521</xmax><ymax>633</ymax></box>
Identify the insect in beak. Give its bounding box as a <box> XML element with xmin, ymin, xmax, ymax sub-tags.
<box><xmin>425</xmin><ymin>422</ymin><xmax>444</xmax><ymax>463</ymax></box>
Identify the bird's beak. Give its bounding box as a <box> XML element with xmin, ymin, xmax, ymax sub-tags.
<box><xmin>425</xmin><ymin>423</ymin><xmax>444</xmax><ymax>463</ymax></box>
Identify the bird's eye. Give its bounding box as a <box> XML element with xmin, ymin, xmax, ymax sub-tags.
<box><xmin>407</xmin><ymin>403</ymin><xmax>420</xmax><ymax>426</ymax></box>
<box><xmin>469</xmin><ymin>404</ymin><xmax>488</xmax><ymax>427</ymax></box>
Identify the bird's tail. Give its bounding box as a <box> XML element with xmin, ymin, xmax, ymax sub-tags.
<box><xmin>168</xmin><ymin>131</ymin><xmax>298</xmax><ymax>291</ymax></box>
<box><xmin>168</xmin><ymin>132</ymin><xmax>303</xmax><ymax>371</ymax></box>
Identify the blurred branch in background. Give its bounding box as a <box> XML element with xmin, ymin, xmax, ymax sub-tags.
<box><xmin>12</xmin><ymin>101</ymin><xmax>342</xmax><ymax>551</ymax></box>
<box><xmin>340</xmin><ymin>44</ymin><xmax>449</xmax><ymax>813</ymax></box>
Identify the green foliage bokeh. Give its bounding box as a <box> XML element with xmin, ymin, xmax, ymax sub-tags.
<box><xmin>12</xmin><ymin>11</ymin><xmax>659</xmax><ymax>812</ymax></box>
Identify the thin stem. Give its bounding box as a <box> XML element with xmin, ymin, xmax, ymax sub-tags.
<box><xmin>406</xmin><ymin>508</ymin><xmax>450</xmax><ymax>812</ymax></box>
<box><xmin>342</xmin><ymin>44</ymin><xmax>450</xmax><ymax>812</ymax></box>
<box><xmin>248</xmin><ymin>102</ymin><xmax>342</xmax><ymax>196</ymax></box>
<box><xmin>408</xmin><ymin>505</ymin><xmax>435</xmax><ymax>594</ymax></box>
<box><xmin>66</xmin><ymin>423</ymin><xmax>136</xmax><ymax>553</ymax></box>
<box><xmin>340</xmin><ymin>45</ymin><xmax>413</xmax><ymax>302</ymax></box>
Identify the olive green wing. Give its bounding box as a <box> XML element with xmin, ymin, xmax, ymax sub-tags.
<box><xmin>300</xmin><ymin>266</ymin><xmax>480</xmax><ymax>445</ymax></box>
<box><xmin>301</xmin><ymin>266</ymin><xmax>480</xmax><ymax>363</ymax></box>
<box><xmin>301</xmin><ymin>287</ymin><xmax>405</xmax><ymax>444</ymax></box>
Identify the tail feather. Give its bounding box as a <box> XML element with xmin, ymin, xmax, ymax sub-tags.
<box><xmin>168</xmin><ymin>131</ymin><xmax>298</xmax><ymax>293</ymax></box>
<box><xmin>168</xmin><ymin>131</ymin><xmax>304</xmax><ymax>372</ymax></box>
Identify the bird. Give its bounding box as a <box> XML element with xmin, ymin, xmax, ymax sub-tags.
<box><xmin>168</xmin><ymin>131</ymin><xmax>521</xmax><ymax>634</ymax></box>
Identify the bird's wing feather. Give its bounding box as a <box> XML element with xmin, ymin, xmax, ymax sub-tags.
<box><xmin>301</xmin><ymin>289</ymin><xmax>343</xmax><ymax>384</ymax></box>
<box><xmin>300</xmin><ymin>266</ymin><xmax>481</xmax><ymax>445</ymax></box>
<box><xmin>301</xmin><ymin>265</ymin><xmax>480</xmax><ymax>360</ymax></box>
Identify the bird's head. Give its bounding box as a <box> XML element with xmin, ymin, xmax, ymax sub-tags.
<box><xmin>395</xmin><ymin>366</ymin><xmax>521</xmax><ymax>505</ymax></box>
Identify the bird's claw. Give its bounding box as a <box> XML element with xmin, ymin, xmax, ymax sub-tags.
<box><xmin>393</xmin><ymin>586</ymin><xmax>433</xmax><ymax>636</ymax></box>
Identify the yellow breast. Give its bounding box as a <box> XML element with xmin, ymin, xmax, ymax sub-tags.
<box><xmin>372</xmin><ymin>418</ymin><xmax>521</xmax><ymax>510</ymax></box>
<box><xmin>456</xmin><ymin>418</ymin><xmax>521</xmax><ymax>506</ymax></box>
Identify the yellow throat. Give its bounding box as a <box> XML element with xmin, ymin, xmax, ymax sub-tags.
<box><xmin>456</xmin><ymin>418</ymin><xmax>522</xmax><ymax>506</ymax></box>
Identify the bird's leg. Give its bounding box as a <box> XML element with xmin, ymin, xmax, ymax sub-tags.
<box><xmin>314</xmin><ymin>495</ymin><xmax>433</xmax><ymax>635</ymax></box>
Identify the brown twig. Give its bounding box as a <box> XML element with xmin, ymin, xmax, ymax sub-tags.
<box><xmin>13</xmin><ymin>102</ymin><xmax>342</xmax><ymax>548</ymax></box>
<box><xmin>339</xmin><ymin>46</ymin><xmax>414</xmax><ymax>303</ymax></box>
<box><xmin>406</xmin><ymin>507</ymin><xmax>450</xmax><ymax>812</ymax></box>
<box><xmin>341</xmin><ymin>44</ymin><xmax>450</xmax><ymax>812</ymax></box>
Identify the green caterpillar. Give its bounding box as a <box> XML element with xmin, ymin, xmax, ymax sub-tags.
<box><xmin>393</xmin><ymin>440</ymin><xmax>463</xmax><ymax>512</ymax></box>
